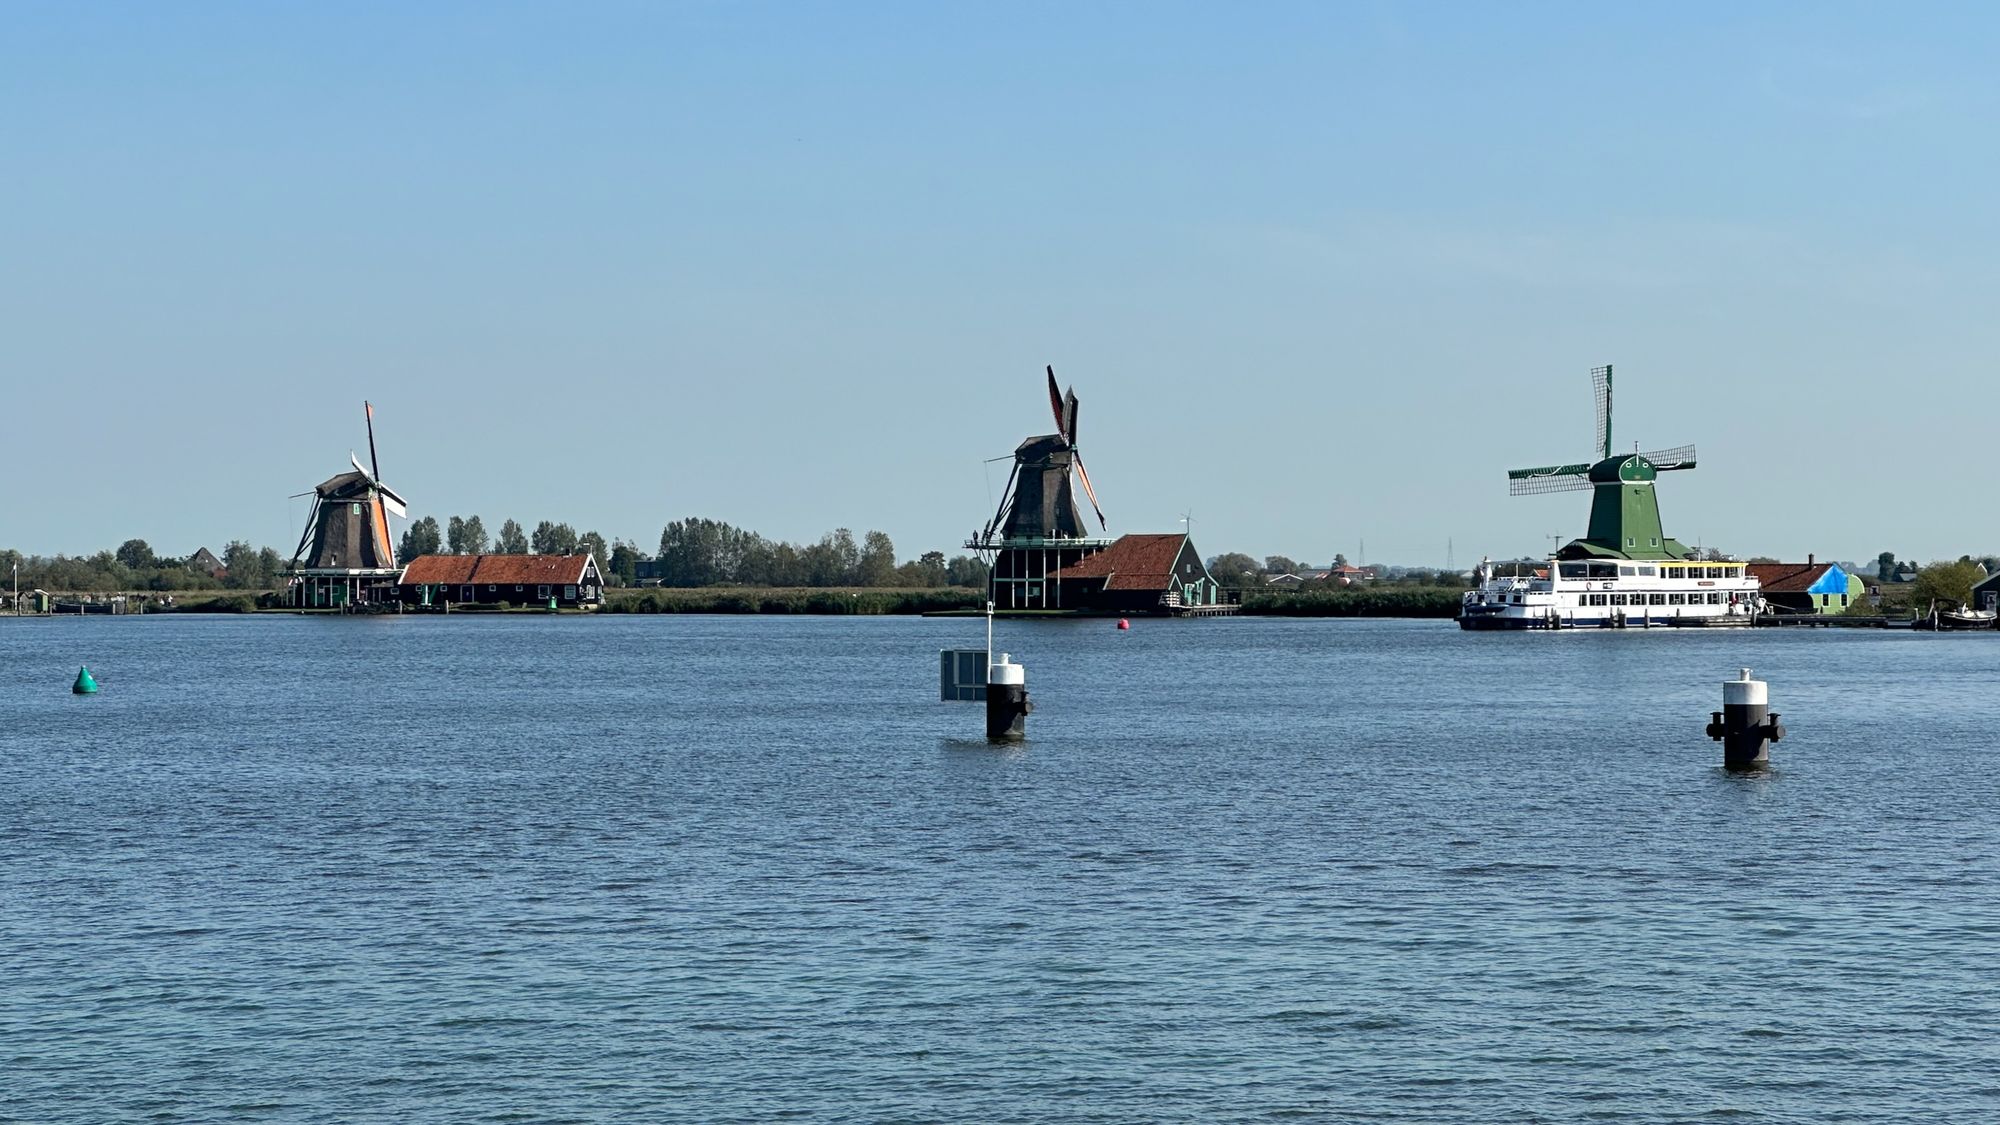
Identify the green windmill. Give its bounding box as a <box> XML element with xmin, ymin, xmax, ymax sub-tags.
<box><xmin>1506</xmin><ymin>365</ymin><xmax>1698</xmax><ymax>561</ymax></box>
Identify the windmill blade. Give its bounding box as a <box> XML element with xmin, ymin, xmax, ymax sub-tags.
<box><xmin>1507</xmin><ymin>462</ymin><xmax>1594</xmax><ymax>496</ymax></box>
<box><xmin>350</xmin><ymin>451</ymin><xmax>375</xmax><ymax>482</ymax></box>
<box><xmin>1072</xmin><ymin>452</ymin><xmax>1107</xmax><ymax>530</ymax></box>
<box><xmin>377</xmin><ymin>482</ymin><xmax>410</xmax><ymax>519</ymax></box>
<box><xmin>1046</xmin><ymin>365</ymin><xmax>1068</xmax><ymax>439</ymax></box>
<box><xmin>1640</xmin><ymin>444</ymin><xmax>1697</xmax><ymax>471</ymax></box>
<box><xmin>1591</xmin><ymin>365</ymin><xmax>1613</xmax><ymax>460</ymax></box>
<box><xmin>1062</xmin><ymin>389</ymin><xmax>1078</xmax><ymax>445</ymax></box>
<box><xmin>365</xmin><ymin>400</ymin><xmax>383</xmax><ymax>482</ymax></box>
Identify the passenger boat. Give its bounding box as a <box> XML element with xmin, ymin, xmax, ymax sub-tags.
<box><xmin>1459</xmin><ymin>557</ymin><xmax>1762</xmax><ymax>629</ymax></box>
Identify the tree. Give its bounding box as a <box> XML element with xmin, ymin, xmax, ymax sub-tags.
<box><xmin>1208</xmin><ymin>553</ymin><xmax>1260</xmax><ymax>587</ymax></box>
<box><xmin>116</xmin><ymin>539</ymin><xmax>155</xmax><ymax>571</ymax></box>
<box><xmin>912</xmin><ymin>550</ymin><xmax>949</xmax><ymax>587</ymax></box>
<box><xmin>1265</xmin><ymin>555</ymin><xmax>1300</xmax><ymax>575</ymax></box>
<box><xmin>608</xmin><ymin>540</ymin><xmax>642</xmax><ymax>586</ymax></box>
<box><xmin>399</xmin><ymin>516</ymin><xmax>443</xmax><ymax>564</ymax></box>
<box><xmin>257</xmin><ymin>546</ymin><xmax>284</xmax><ymax>585</ymax></box>
<box><xmin>447</xmin><ymin>516</ymin><xmax>469</xmax><ymax>555</ymax></box>
<box><xmin>531</xmin><ymin>520</ymin><xmax>579</xmax><ymax>555</ymax></box>
<box><xmin>495</xmin><ymin>519</ymin><xmax>529</xmax><ymax>554</ymax></box>
<box><xmin>857</xmin><ymin>530</ymin><xmax>897</xmax><ymax>587</ymax></box>
<box><xmin>1877</xmin><ymin>551</ymin><xmax>1897</xmax><ymax>582</ymax></box>
<box><xmin>1911</xmin><ymin>559</ymin><xmax>1983</xmax><ymax>610</ymax></box>
<box><xmin>945</xmin><ymin>554</ymin><xmax>989</xmax><ymax>588</ymax></box>
<box><xmin>1333</xmin><ymin>553</ymin><xmax>1349</xmax><ymax>568</ymax></box>
<box><xmin>222</xmin><ymin>540</ymin><xmax>272</xmax><ymax>589</ymax></box>
<box><xmin>578</xmin><ymin>530</ymin><xmax>607</xmax><ymax>566</ymax></box>
<box><xmin>462</xmin><ymin>515</ymin><xmax>489</xmax><ymax>555</ymax></box>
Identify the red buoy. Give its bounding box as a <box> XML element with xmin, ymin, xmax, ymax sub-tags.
<box><xmin>1117</xmin><ymin>619</ymin><xmax>1130</xmax><ymax>630</ymax></box>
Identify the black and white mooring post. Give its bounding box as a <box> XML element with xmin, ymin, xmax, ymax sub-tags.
<box><xmin>1706</xmin><ymin>667</ymin><xmax>1784</xmax><ymax>769</ymax></box>
<box><xmin>985</xmin><ymin>651</ymin><xmax>1031</xmax><ymax>741</ymax></box>
<box><xmin>939</xmin><ymin>600</ymin><xmax>1032</xmax><ymax>741</ymax></box>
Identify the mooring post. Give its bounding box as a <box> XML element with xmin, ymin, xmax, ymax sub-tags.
<box><xmin>1706</xmin><ymin>667</ymin><xmax>1784</xmax><ymax>769</ymax></box>
<box><xmin>985</xmin><ymin>652</ymin><xmax>1031</xmax><ymax>741</ymax></box>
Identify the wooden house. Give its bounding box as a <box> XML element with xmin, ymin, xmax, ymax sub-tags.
<box><xmin>400</xmin><ymin>554</ymin><xmax>605</xmax><ymax>609</ymax></box>
<box><xmin>1048</xmin><ymin>532</ymin><xmax>1223</xmax><ymax>614</ymax></box>
<box><xmin>188</xmin><ymin>547</ymin><xmax>228</xmax><ymax>580</ymax></box>
<box><xmin>1745</xmin><ymin>557</ymin><xmax>1863</xmax><ymax>615</ymax></box>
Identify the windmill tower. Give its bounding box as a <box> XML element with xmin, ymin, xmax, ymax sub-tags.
<box><xmin>1506</xmin><ymin>365</ymin><xmax>1698</xmax><ymax>560</ymax></box>
<box><xmin>287</xmin><ymin>402</ymin><xmax>411</xmax><ymax>609</ymax></box>
<box><xmin>969</xmin><ymin>367</ymin><xmax>1115</xmax><ymax>609</ymax></box>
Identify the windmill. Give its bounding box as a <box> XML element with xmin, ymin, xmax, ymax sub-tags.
<box><xmin>978</xmin><ymin>366</ymin><xmax>1108</xmax><ymax>545</ymax></box>
<box><xmin>287</xmin><ymin>402</ymin><xmax>411</xmax><ymax>608</ymax></box>
<box><xmin>1505</xmin><ymin>365</ymin><xmax>1698</xmax><ymax>560</ymax></box>
<box><xmin>967</xmin><ymin>367</ymin><xmax>1122</xmax><ymax>611</ymax></box>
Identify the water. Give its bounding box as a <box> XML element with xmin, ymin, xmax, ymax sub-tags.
<box><xmin>2</xmin><ymin>615</ymin><xmax>1997</xmax><ymax>1122</ymax></box>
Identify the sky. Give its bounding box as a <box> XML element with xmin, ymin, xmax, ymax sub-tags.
<box><xmin>5</xmin><ymin>2</ymin><xmax>1997</xmax><ymax>568</ymax></box>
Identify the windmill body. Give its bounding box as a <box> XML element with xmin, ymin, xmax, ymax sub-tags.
<box><xmin>287</xmin><ymin>403</ymin><xmax>410</xmax><ymax>610</ymax></box>
<box><xmin>1458</xmin><ymin>365</ymin><xmax>1764</xmax><ymax>630</ymax></box>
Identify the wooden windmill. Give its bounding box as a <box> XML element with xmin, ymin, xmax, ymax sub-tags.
<box><xmin>969</xmin><ymin>367</ymin><xmax>1117</xmax><ymax>609</ymax></box>
<box><xmin>1506</xmin><ymin>365</ymin><xmax>1698</xmax><ymax>560</ymax></box>
<box><xmin>287</xmin><ymin>402</ymin><xmax>411</xmax><ymax>609</ymax></box>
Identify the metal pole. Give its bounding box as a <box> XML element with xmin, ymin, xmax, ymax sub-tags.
<box><xmin>985</xmin><ymin>600</ymin><xmax>994</xmax><ymax>665</ymax></box>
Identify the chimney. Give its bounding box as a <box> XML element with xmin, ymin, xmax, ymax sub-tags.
<box><xmin>1808</xmin><ymin>553</ymin><xmax>1815</xmax><ymax>566</ymax></box>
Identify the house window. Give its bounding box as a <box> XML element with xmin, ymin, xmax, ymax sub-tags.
<box><xmin>538</xmin><ymin>585</ymin><xmax>550</xmax><ymax>598</ymax></box>
<box><xmin>461</xmin><ymin>585</ymin><xmax>474</xmax><ymax>600</ymax></box>
<box><xmin>1841</xmin><ymin>594</ymin><xmax>1849</xmax><ymax>607</ymax></box>
<box><xmin>487</xmin><ymin>585</ymin><xmax>497</xmax><ymax>592</ymax></box>
<box><xmin>565</xmin><ymin>585</ymin><xmax>577</xmax><ymax>599</ymax></box>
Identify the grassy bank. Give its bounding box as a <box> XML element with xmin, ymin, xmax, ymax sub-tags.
<box><xmin>603</xmin><ymin>586</ymin><xmax>984</xmax><ymax>615</ymax></box>
<box><xmin>1239</xmin><ymin>587</ymin><xmax>1464</xmax><ymax>618</ymax></box>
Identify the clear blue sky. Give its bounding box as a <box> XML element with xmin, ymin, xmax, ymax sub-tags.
<box><xmin>5</xmin><ymin>2</ymin><xmax>1995</xmax><ymax>567</ymax></box>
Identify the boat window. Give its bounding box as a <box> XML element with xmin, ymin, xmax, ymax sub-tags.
<box><xmin>1588</xmin><ymin>562</ymin><xmax>1618</xmax><ymax>578</ymax></box>
<box><xmin>1706</xmin><ymin>566</ymin><xmax>1721</xmax><ymax>579</ymax></box>
<box><xmin>1558</xmin><ymin>563</ymin><xmax>1588</xmax><ymax>579</ymax></box>
<box><xmin>1611</xmin><ymin>593</ymin><xmax>1628</xmax><ymax>605</ymax></box>
<box><xmin>1669</xmin><ymin>593</ymin><xmax>1685</xmax><ymax>605</ymax></box>
<box><xmin>1710</xmin><ymin>593</ymin><xmax>1725</xmax><ymax>604</ymax></box>
<box><xmin>1649</xmin><ymin>593</ymin><xmax>1666</xmax><ymax>605</ymax></box>
<box><xmin>1639</xmin><ymin>566</ymin><xmax>1657</xmax><ymax>577</ymax></box>
<box><xmin>1618</xmin><ymin>566</ymin><xmax>1636</xmax><ymax>577</ymax></box>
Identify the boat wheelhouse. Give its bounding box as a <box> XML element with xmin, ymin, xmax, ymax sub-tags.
<box><xmin>1460</xmin><ymin>557</ymin><xmax>1762</xmax><ymax>629</ymax></box>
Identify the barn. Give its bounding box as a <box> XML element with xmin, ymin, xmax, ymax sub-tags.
<box><xmin>400</xmin><ymin>554</ymin><xmax>605</xmax><ymax>609</ymax></box>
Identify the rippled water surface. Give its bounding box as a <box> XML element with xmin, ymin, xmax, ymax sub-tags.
<box><xmin>3</xmin><ymin>614</ymin><xmax>1997</xmax><ymax>1122</ymax></box>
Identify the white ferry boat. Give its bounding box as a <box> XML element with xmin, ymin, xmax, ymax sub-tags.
<box><xmin>1460</xmin><ymin>556</ymin><xmax>1762</xmax><ymax>629</ymax></box>
<box><xmin>1460</xmin><ymin>363</ymin><xmax>1762</xmax><ymax>631</ymax></box>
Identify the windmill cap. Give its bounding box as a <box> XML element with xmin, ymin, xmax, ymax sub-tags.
<box><xmin>1587</xmin><ymin>454</ymin><xmax>1657</xmax><ymax>483</ymax></box>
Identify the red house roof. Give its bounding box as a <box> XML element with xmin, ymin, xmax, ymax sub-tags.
<box><xmin>1052</xmin><ymin>533</ymin><xmax>1190</xmax><ymax>591</ymax></box>
<box><xmin>401</xmin><ymin>554</ymin><xmax>596</xmax><ymax>586</ymax></box>
<box><xmin>1746</xmin><ymin>562</ymin><xmax>1838</xmax><ymax>594</ymax></box>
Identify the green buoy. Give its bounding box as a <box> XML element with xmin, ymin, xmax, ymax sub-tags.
<box><xmin>73</xmin><ymin>666</ymin><xmax>99</xmax><ymax>694</ymax></box>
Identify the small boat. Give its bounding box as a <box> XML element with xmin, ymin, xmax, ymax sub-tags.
<box><xmin>1917</xmin><ymin>600</ymin><xmax>1998</xmax><ymax>631</ymax></box>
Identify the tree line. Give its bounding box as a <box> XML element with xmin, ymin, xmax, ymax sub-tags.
<box><xmin>0</xmin><ymin>539</ymin><xmax>286</xmax><ymax>594</ymax></box>
<box><xmin>399</xmin><ymin>514</ymin><xmax>989</xmax><ymax>589</ymax></box>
